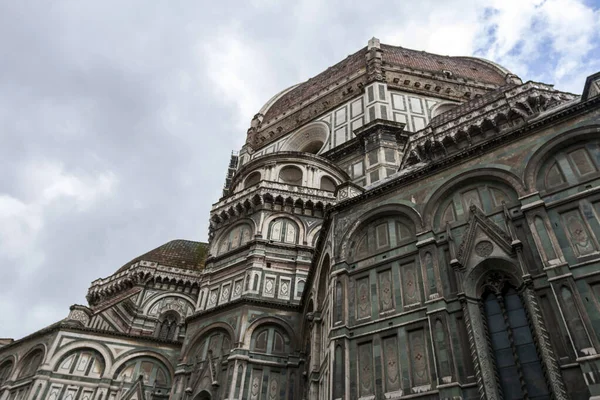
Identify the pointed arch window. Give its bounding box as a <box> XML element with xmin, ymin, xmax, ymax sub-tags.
<box><xmin>537</xmin><ymin>141</ymin><xmax>600</xmax><ymax>193</ymax></box>
<box><xmin>251</xmin><ymin>326</ymin><xmax>290</xmax><ymax>355</ymax></box>
<box><xmin>268</xmin><ymin>218</ymin><xmax>298</xmax><ymax>244</ymax></box>
<box><xmin>193</xmin><ymin>330</ymin><xmax>232</xmax><ymax>362</ymax></box>
<box><xmin>155</xmin><ymin>311</ymin><xmax>180</xmax><ymax>341</ymax></box>
<box><xmin>114</xmin><ymin>357</ymin><xmax>170</xmax><ymax>389</ymax></box>
<box><xmin>0</xmin><ymin>360</ymin><xmax>13</xmax><ymax>385</ymax></box>
<box><xmin>218</xmin><ymin>223</ymin><xmax>253</xmax><ymax>255</ymax></box>
<box><xmin>55</xmin><ymin>348</ymin><xmax>105</xmax><ymax>378</ymax></box>
<box><xmin>435</xmin><ymin>182</ymin><xmax>518</xmax><ymax>227</ymax></box>
<box><xmin>17</xmin><ymin>349</ymin><xmax>43</xmax><ymax>380</ymax></box>
<box><xmin>349</xmin><ymin>215</ymin><xmax>415</xmax><ymax>261</ymax></box>
<box><xmin>481</xmin><ymin>276</ymin><xmax>550</xmax><ymax>399</ymax></box>
<box><xmin>560</xmin><ymin>286</ymin><xmax>593</xmax><ymax>354</ymax></box>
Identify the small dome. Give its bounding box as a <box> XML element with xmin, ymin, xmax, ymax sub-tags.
<box><xmin>117</xmin><ymin>240</ymin><xmax>208</xmax><ymax>273</ymax></box>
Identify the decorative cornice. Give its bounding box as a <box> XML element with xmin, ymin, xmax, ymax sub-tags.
<box><xmin>87</xmin><ymin>261</ymin><xmax>204</xmax><ymax>307</ymax></box>
<box><xmin>403</xmin><ymin>82</ymin><xmax>577</xmax><ymax>166</ymax></box>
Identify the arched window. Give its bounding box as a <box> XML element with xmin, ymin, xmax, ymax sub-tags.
<box><xmin>17</xmin><ymin>349</ymin><xmax>43</xmax><ymax>380</ymax></box>
<box><xmin>279</xmin><ymin>166</ymin><xmax>303</xmax><ymax>185</ymax></box>
<box><xmin>560</xmin><ymin>286</ymin><xmax>593</xmax><ymax>354</ymax></box>
<box><xmin>296</xmin><ymin>280</ymin><xmax>305</xmax><ymax>298</ymax></box>
<box><xmin>537</xmin><ymin>140</ymin><xmax>600</xmax><ymax>193</ymax></box>
<box><xmin>155</xmin><ymin>311</ymin><xmax>180</xmax><ymax>341</ymax></box>
<box><xmin>218</xmin><ymin>223</ymin><xmax>253</xmax><ymax>255</ymax></box>
<box><xmin>251</xmin><ymin>325</ymin><xmax>290</xmax><ymax>355</ymax></box>
<box><xmin>114</xmin><ymin>357</ymin><xmax>170</xmax><ymax>389</ymax></box>
<box><xmin>320</xmin><ymin>176</ymin><xmax>336</xmax><ymax>192</ymax></box>
<box><xmin>244</xmin><ymin>171</ymin><xmax>261</xmax><ymax>188</ymax></box>
<box><xmin>434</xmin><ymin>181</ymin><xmax>518</xmax><ymax>227</ymax></box>
<box><xmin>192</xmin><ymin>330</ymin><xmax>232</xmax><ymax>361</ymax></box>
<box><xmin>334</xmin><ymin>281</ymin><xmax>343</xmax><ymax>323</ymax></box>
<box><xmin>268</xmin><ymin>218</ymin><xmax>298</xmax><ymax>244</ymax></box>
<box><xmin>349</xmin><ymin>215</ymin><xmax>415</xmax><ymax>261</ymax></box>
<box><xmin>434</xmin><ymin>320</ymin><xmax>451</xmax><ymax>380</ymax></box>
<box><xmin>431</xmin><ymin>103</ymin><xmax>458</xmax><ymax>118</ymax></box>
<box><xmin>55</xmin><ymin>349</ymin><xmax>104</xmax><ymax>378</ymax></box>
<box><xmin>0</xmin><ymin>360</ymin><xmax>13</xmax><ymax>385</ymax></box>
<box><xmin>481</xmin><ymin>277</ymin><xmax>550</xmax><ymax>399</ymax></box>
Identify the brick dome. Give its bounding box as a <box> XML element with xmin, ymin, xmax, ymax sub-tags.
<box><xmin>260</xmin><ymin>43</ymin><xmax>512</xmax><ymax>125</ymax></box>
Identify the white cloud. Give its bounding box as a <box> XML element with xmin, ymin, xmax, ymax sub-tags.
<box><xmin>21</xmin><ymin>161</ymin><xmax>117</xmax><ymax>210</ymax></box>
<box><xmin>0</xmin><ymin>161</ymin><xmax>117</xmax><ymax>279</ymax></box>
<box><xmin>1</xmin><ymin>0</ymin><xmax>599</xmax><ymax>341</ymax></box>
<box><xmin>200</xmin><ymin>29</ymin><xmax>279</xmax><ymax>135</ymax></box>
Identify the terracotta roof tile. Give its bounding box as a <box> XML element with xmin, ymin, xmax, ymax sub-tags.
<box><xmin>260</xmin><ymin>43</ymin><xmax>509</xmax><ymax>125</ymax></box>
<box><xmin>262</xmin><ymin>47</ymin><xmax>367</xmax><ymax>122</ymax></box>
<box><xmin>381</xmin><ymin>45</ymin><xmax>507</xmax><ymax>86</ymax></box>
<box><xmin>117</xmin><ymin>239</ymin><xmax>207</xmax><ymax>273</ymax></box>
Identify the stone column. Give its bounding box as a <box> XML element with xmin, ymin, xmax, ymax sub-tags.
<box><xmin>236</xmin><ymin>361</ymin><xmax>247</xmax><ymax>400</ymax></box>
<box><xmin>461</xmin><ymin>297</ymin><xmax>501</xmax><ymax>400</ymax></box>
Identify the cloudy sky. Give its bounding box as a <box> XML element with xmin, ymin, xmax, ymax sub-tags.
<box><xmin>1</xmin><ymin>0</ymin><xmax>599</xmax><ymax>339</ymax></box>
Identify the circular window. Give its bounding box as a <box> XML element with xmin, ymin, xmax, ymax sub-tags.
<box><xmin>281</xmin><ymin>122</ymin><xmax>329</xmax><ymax>154</ymax></box>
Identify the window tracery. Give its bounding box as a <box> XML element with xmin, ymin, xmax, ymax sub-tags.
<box><xmin>0</xmin><ymin>360</ymin><xmax>13</xmax><ymax>385</ymax></box>
<box><xmin>114</xmin><ymin>357</ymin><xmax>170</xmax><ymax>389</ymax></box>
<box><xmin>193</xmin><ymin>330</ymin><xmax>232</xmax><ymax>361</ymax></box>
<box><xmin>268</xmin><ymin>218</ymin><xmax>298</xmax><ymax>244</ymax></box>
<box><xmin>251</xmin><ymin>325</ymin><xmax>290</xmax><ymax>355</ymax></box>
<box><xmin>434</xmin><ymin>181</ymin><xmax>517</xmax><ymax>227</ymax></box>
<box><xmin>349</xmin><ymin>215</ymin><xmax>415</xmax><ymax>261</ymax></box>
<box><xmin>560</xmin><ymin>285</ymin><xmax>593</xmax><ymax>354</ymax></box>
<box><xmin>218</xmin><ymin>223</ymin><xmax>253</xmax><ymax>255</ymax></box>
<box><xmin>17</xmin><ymin>349</ymin><xmax>43</xmax><ymax>380</ymax></box>
<box><xmin>537</xmin><ymin>140</ymin><xmax>600</xmax><ymax>193</ymax></box>
<box><xmin>155</xmin><ymin>311</ymin><xmax>180</xmax><ymax>341</ymax></box>
<box><xmin>55</xmin><ymin>349</ymin><xmax>105</xmax><ymax>378</ymax></box>
<box><xmin>481</xmin><ymin>274</ymin><xmax>550</xmax><ymax>399</ymax></box>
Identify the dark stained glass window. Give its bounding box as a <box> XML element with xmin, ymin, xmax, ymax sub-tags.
<box><xmin>483</xmin><ymin>287</ymin><xmax>550</xmax><ymax>400</ymax></box>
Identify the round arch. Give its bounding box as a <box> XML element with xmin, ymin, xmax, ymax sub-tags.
<box><xmin>241</xmin><ymin>316</ymin><xmax>298</xmax><ymax>350</ymax></box>
<box><xmin>49</xmin><ymin>341</ymin><xmax>113</xmax><ymax>375</ymax></box>
<box><xmin>0</xmin><ymin>354</ymin><xmax>18</xmax><ymax>370</ymax></box>
<box><xmin>214</xmin><ymin>219</ymin><xmax>256</xmax><ymax>255</ymax></box>
<box><xmin>182</xmin><ymin>322</ymin><xmax>236</xmax><ymax>364</ymax></box>
<box><xmin>281</xmin><ymin>121</ymin><xmax>330</xmax><ymax>154</ymax></box>
<box><xmin>142</xmin><ymin>293</ymin><xmax>196</xmax><ymax>316</ymax></box>
<box><xmin>0</xmin><ymin>356</ymin><xmax>16</xmax><ymax>384</ymax></box>
<box><xmin>338</xmin><ymin>203</ymin><xmax>422</xmax><ymax>260</ymax></box>
<box><xmin>261</xmin><ymin>213</ymin><xmax>306</xmax><ymax>243</ymax></box>
<box><xmin>430</xmin><ymin>102</ymin><xmax>459</xmax><ymax>119</ymax></box>
<box><xmin>306</xmin><ymin>223</ymin><xmax>322</xmax><ymax>246</ymax></box>
<box><xmin>15</xmin><ymin>344</ymin><xmax>46</xmax><ymax>379</ymax></box>
<box><xmin>108</xmin><ymin>351</ymin><xmax>174</xmax><ymax>378</ymax></box>
<box><xmin>243</xmin><ymin>171</ymin><xmax>262</xmax><ymax>189</ymax></box>
<box><xmin>523</xmin><ymin>125</ymin><xmax>600</xmax><ymax>191</ymax></box>
<box><xmin>422</xmin><ymin>167</ymin><xmax>525</xmax><ymax>228</ymax></box>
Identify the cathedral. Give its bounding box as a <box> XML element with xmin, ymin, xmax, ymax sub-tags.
<box><xmin>2</xmin><ymin>37</ymin><xmax>600</xmax><ymax>400</ymax></box>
